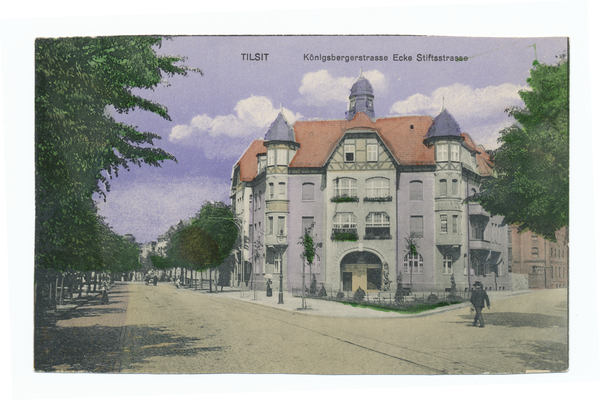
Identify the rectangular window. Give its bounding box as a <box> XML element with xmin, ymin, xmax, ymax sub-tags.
<box><xmin>472</xmin><ymin>220</ymin><xmax>484</xmax><ymax>240</ymax></box>
<box><xmin>410</xmin><ymin>216</ymin><xmax>423</xmax><ymax>237</ymax></box>
<box><xmin>409</xmin><ymin>180</ymin><xmax>423</xmax><ymax>201</ymax></box>
<box><xmin>440</xmin><ymin>179</ymin><xmax>447</xmax><ymax>197</ymax></box>
<box><xmin>277</xmin><ymin>216</ymin><xmax>285</xmax><ymax>236</ymax></box>
<box><xmin>278</xmin><ymin>182</ymin><xmax>286</xmax><ymax>199</ymax></box>
<box><xmin>443</xmin><ymin>255</ymin><xmax>453</xmax><ymax>274</ymax></box>
<box><xmin>302</xmin><ymin>217</ymin><xmax>314</xmax><ymax>235</ymax></box>
<box><xmin>452</xmin><ymin>179</ymin><xmax>458</xmax><ymax>196</ymax></box>
<box><xmin>366</xmin><ymin>212</ymin><xmax>390</xmax><ymax>237</ymax></box>
<box><xmin>344</xmin><ymin>145</ymin><xmax>355</xmax><ymax>162</ymax></box>
<box><xmin>437</xmin><ymin>144</ymin><xmax>448</xmax><ymax>162</ymax></box>
<box><xmin>267</xmin><ymin>149</ymin><xmax>275</xmax><ymax>166</ymax></box>
<box><xmin>367</xmin><ymin>144</ymin><xmax>378</xmax><ymax>162</ymax></box>
<box><xmin>335</xmin><ymin>178</ymin><xmax>357</xmax><ymax>198</ymax></box>
<box><xmin>451</xmin><ymin>144</ymin><xmax>460</xmax><ymax>161</ymax></box>
<box><xmin>532</xmin><ymin>247</ymin><xmax>539</xmax><ymax>258</ymax></box>
<box><xmin>269</xmin><ymin>182</ymin><xmax>274</xmax><ymax>199</ymax></box>
<box><xmin>274</xmin><ymin>252</ymin><xmax>281</xmax><ymax>274</ymax></box>
<box><xmin>277</xmin><ymin>149</ymin><xmax>287</xmax><ymax>166</ymax></box>
<box><xmin>268</xmin><ymin>217</ymin><xmax>273</xmax><ymax>235</ymax></box>
<box><xmin>452</xmin><ymin>215</ymin><xmax>459</xmax><ymax>234</ymax></box>
<box><xmin>333</xmin><ymin>213</ymin><xmax>357</xmax><ymax>229</ymax></box>
<box><xmin>302</xmin><ymin>182</ymin><xmax>315</xmax><ymax>201</ymax></box>
<box><xmin>508</xmin><ymin>248</ymin><xmax>513</xmax><ymax>262</ymax></box>
<box><xmin>440</xmin><ymin>214</ymin><xmax>448</xmax><ymax>234</ymax></box>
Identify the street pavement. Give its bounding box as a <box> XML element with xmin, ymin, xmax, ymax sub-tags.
<box><xmin>34</xmin><ymin>282</ymin><xmax>568</xmax><ymax>374</ymax></box>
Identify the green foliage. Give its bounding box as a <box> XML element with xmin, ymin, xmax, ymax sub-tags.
<box><xmin>475</xmin><ymin>55</ymin><xmax>568</xmax><ymax>241</ymax></box>
<box><xmin>150</xmin><ymin>255</ymin><xmax>175</xmax><ymax>270</ymax></box>
<box><xmin>331</xmin><ymin>196</ymin><xmax>359</xmax><ymax>203</ymax></box>
<box><xmin>333</xmin><ymin>232</ymin><xmax>358</xmax><ymax>242</ymax></box>
<box><xmin>303</xmin><ymin>234</ymin><xmax>315</xmax><ymax>264</ymax></box>
<box><xmin>35</xmin><ymin>36</ymin><xmax>198</xmax><ymax>272</ymax></box>
<box><xmin>168</xmin><ymin>202</ymin><xmax>238</xmax><ymax>272</ymax></box>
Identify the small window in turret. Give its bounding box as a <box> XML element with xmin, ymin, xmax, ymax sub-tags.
<box><xmin>451</xmin><ymin>144</ymin><xmax>460</xmax><ymax>161</ymax></box>
<box><xmin>367</xmin><ymin>99</ymin><xmax>373</xmax><ymax>109</ymax></box>
<box><xmin>349</xmin><ymin>99</ymin><xmax>356</xmax><ymax>111</ymax></box>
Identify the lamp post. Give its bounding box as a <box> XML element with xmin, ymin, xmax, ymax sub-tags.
<box><xmin>276</xmin><ymin>232</ymin><xmax>286</xmax><ymax>304</ymax></box>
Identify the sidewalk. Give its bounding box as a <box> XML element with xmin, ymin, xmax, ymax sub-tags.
<box><xmin>181</xmin><ymin>284</ymin><xmax>534</xmax><ymax>318</ymax></box>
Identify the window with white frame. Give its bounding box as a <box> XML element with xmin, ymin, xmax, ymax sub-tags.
<box><xmin>366</xmin><ymin>177</ymin><xmax>390</xmax><ymax>198</ymax></box>
<box><xmin>344</xmin><ymin>140</ymin><xmax>355</xmax><ymax>162</ymax></box>
<box><xmin>443</xmin><ymin>255</ymin><xmax>453</xmax><ymax>274</ymax></box>
<box><xmin>367</xmin><ymin>139</ymin><xmax>378</xmax><ymax>162</ymax></box>
<box><xmin>333</xmin><ymin>213</ymin><xmax>357</xmax><ymax>230</ymax></box>
<box><xmin>451</xmin><ymin>144</ymin><xmax>460</xmax><ymax>161</ymax></box>
<box><xmin>267</xmin><ymin>149</ymin><xmax>275</xmax><ymax>166</ymax></box>
<box><xmin>403</xmin><ymin>253</ymin><xmax>423</xmax><ymax>274</ymax></box>
<box><xmin>437</xmin><ymin>144</ymin><xmax>448</xmax><ymax>162</ymax></box>
<box><xmin>410</xmin><ymin>180</ymin><xmax>423</xmax><ymax>201</ymax></box>
<box><xmin>302</xmin><ymin>182</ymin><xmax>315</xmax><ymax>201</ymax></box>
<box><xmin>334</xmin><ymin>178</ymin><xmax>357</xmax><ymax>198</ymax></box>
<box><xmin>268</xmin><ymin>182</ymin><xmax>274</xmax><ymax>199</ymax></box>
<box><xmin>365</xmin><ymin>212</ymin><xmax>390</xmax><ymax>237</ymax></box>
<box><xmin>440</xmin><ymin>214</ymin><xmax>448</xmax><ymax>234</ymax></box>
<box><xmin>277</xmin><ymin>216</ymin><xmax>286</xmax><ymax>236</ymax></box>
<box><xmin>274</xmin><ymin>252</ymin><xmax>281</xmax><ymax>274</ymax></box>
<box><xmin>277</xmin><ymin>149</ymin><xmax>287</xmax><ymax>166</ymax></box>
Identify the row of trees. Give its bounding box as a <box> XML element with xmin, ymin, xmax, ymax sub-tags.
<box><xmin>149</xmin><ymin>202</ymin><xmax>239</xmax><ymax>292</ymax></box>
<box><xmin>35</xmin><ymin>36</ymin><xmax>200</xmax><ymax>303</ymax></box>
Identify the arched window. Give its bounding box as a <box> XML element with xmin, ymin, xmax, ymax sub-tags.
<box><xmin>366</xmin><ymin>177</ymin><xmax>390</xmax><ymax>198</ymax></box>
<box><xmin>409</xmin><ymin>180</ymin><xmax>423</xmax><ymax>201</ymax></box>
<box><xmin>334</xmin><ymin>178</ymin><xmax>357</xmax><ymax>198</ymax></box>
<box><xmin>302</xmin><ymin>182</ymin><xmax>315</xmax><ymax>201</ymax></box>
<box><xmin>403</xmin><ymin>253</ymin><xmax>423</xmax><ymax>274</ymax></box>
<box><xmin>365</xmin><ymin>212</ymin><xmax>391</xmax><ymax>238</ymax></box>
<box><xmin>333</xmin><ymin>213</ymin><xmax>357</xmax><ymax>229</ymax></box>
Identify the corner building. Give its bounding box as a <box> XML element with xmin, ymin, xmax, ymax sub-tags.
<box><xmin>230</xmin><ymin>74</ymin><xmax>511</xmax><ymax>294</ymax></box>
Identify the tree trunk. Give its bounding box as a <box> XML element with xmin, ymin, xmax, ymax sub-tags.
<box><xmin>59</xmin><ymin>274</ymin><xmax>65</xmax><ymax>305</ymax></box>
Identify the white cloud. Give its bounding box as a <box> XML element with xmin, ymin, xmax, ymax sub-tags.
<box><xmin>298</xmin><ymin>69</ymin><xmax>388</xmax><ymax>106</ymax></box>
<box><xmin>96</xmin><ymin>177</ymin><xmax>231</xmax><ymax>243</ymax></box>
<box><xmin>389</xmin><ymin>83</ymin><xmax>527</xmax><ymax>149</ymax></box>
<box><xmin>169</xmin><ymin>95</ymin><xmax>302</xmax><ymax>158</ymax></box>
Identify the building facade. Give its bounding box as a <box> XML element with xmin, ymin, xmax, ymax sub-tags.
<box><xmin>230</xmin><ymin>73</ymin><xmax>510</xmax><ymax>294</ymax></box>
<box><xmin>508</xmin><ymin>226</ymin><xmax>568</xmax><ymax>289</ymax></box>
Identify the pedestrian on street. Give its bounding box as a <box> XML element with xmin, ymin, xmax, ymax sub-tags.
<box><xmin>470</xmin><ymin>282</ymin><xmax>490</xmax><ymax>328</ymax></box>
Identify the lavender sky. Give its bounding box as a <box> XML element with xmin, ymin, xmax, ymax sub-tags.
<box><xmin>96</xmin><ymin>35</ymin><xmax>567</xmax><ymax>244</ymax></box>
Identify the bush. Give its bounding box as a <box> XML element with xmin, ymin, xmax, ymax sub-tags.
<box><xmin>336</xmin><ymin>292</ymin><xmax>345</xmax><ymax>300</ymax></box>
<box><xmin>427</xmin><ymin>293</ymin><xmax>439</xmax><ymax>303</ymax></box>
<box><xmin>318</xmin><ymin>284</ymin><xmax>327</xmax><ymax>297</ymax></box>
<box><xmin>354</xmin><ymin>286</ymin><xmax>366</xmax><ymax>302</ymax></box>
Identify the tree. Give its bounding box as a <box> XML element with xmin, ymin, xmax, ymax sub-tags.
<box><xmin>35</xmin><ymin>36</ymin><xmax>200</xmax><ymax>273</ymax></box>
<box><xmin>474</xmin><ymin>55</ymin><xmax>568</xmax><ymax>241</ymax></box>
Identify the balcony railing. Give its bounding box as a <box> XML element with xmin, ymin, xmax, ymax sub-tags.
<box><xmin>330</xmin><ymin>196</ymin><xmax>359</xmax><ymax>203</ymax></box>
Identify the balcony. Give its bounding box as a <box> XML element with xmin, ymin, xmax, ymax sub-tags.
<box><xmin>469</xmin><ymin>203</ymin><xmax>491</xmax><ymax>218</ymax></box>
<box><xmin>330</xmin><ymin>196</ymin><xmax>359</xmax><ymax>203</ymax></box>
<box><xmin>364</xmin><ymin>227</ymin><xmax>392</xmax><ymax>240</ymax></box>
<box><xmin>470</xmin><ymin>238</ymin><xmax>503</xmax><ymax>253</ymax></box>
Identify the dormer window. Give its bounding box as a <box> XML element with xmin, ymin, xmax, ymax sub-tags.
<box><xmin>367</xmin><ymin>99</ymin><xmax>373</xmax><ymax>109</ymax></box>
<box><xmin>437</xmin><ymin>144</ymin><xmax>448</xmax><ymax>162</ymax></box>
<box><xmin>344</xmin><ymin>140</ymin><xmax>356</xmax><ymax>162</ymax></box>
<box><xmin>349</xmin><ymin>99</ymin><xmax>356</xmax><ymax>111</ymax></box>
<box><xmin>451</xmin><ymin>144</ymin><xmax>460</xmax><ymax>161</ymax></box>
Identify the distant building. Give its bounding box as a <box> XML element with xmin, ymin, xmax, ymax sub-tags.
<box><xmin>508</xmin><ymin>226</ymin><xmax>568</xmax><ymax>289</ymax></box>
<box><xmin>230</xmin><ymin>72</ymin><xmax>510</xmax><ymax>294</ymax></box>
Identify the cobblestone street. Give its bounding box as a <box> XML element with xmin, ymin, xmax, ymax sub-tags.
<box><xmin>34</xmin><ymin>282</ymin><xmax>568</xmax><ymax>374</ymax></box>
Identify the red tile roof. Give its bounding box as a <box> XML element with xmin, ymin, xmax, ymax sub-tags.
<box><xmin>236</xmin><ymin>112</ymin><xmax>492</xmax><ymax>179</ymax></box>
<box><xmin>236</xmin><ymin>140</ymin><xmax>267</xmax><ymax>182</ymax></box>
<box><xmin>289</xmin><ymin>112</ymin><xmax>435</xmax><ymax>168</ymax></box>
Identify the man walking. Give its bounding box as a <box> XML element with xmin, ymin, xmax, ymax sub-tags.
<box><xmin>470</xmin><ymin>282</ymin><xmax>490</xmax><ymax>328</ymax></box>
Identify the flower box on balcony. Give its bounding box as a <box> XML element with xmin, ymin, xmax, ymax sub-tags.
<box><xmin>331</xmin><ymin>230</ymin><xmax>358</xmax><ymax>242</ymax></box>
<box><xmin>363</xmin><ymin>196</ymin><xmax>393</xmax><ymax>203</ymax></box>
<box><xmin>330</xmin><ymin>196</ymin><xmax>359</xmax><ymax>203</ymax></box>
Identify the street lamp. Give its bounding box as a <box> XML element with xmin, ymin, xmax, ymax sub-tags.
<box><xmin>276</xmin><ymin>231</ymin><xmax>287</xmax><ymax>304</ymax></box>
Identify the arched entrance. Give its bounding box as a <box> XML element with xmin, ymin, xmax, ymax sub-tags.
<box><xmin>340</xmin><ymin>251</ymin><xmax>382</xmax><ymax>292</ymax></box>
